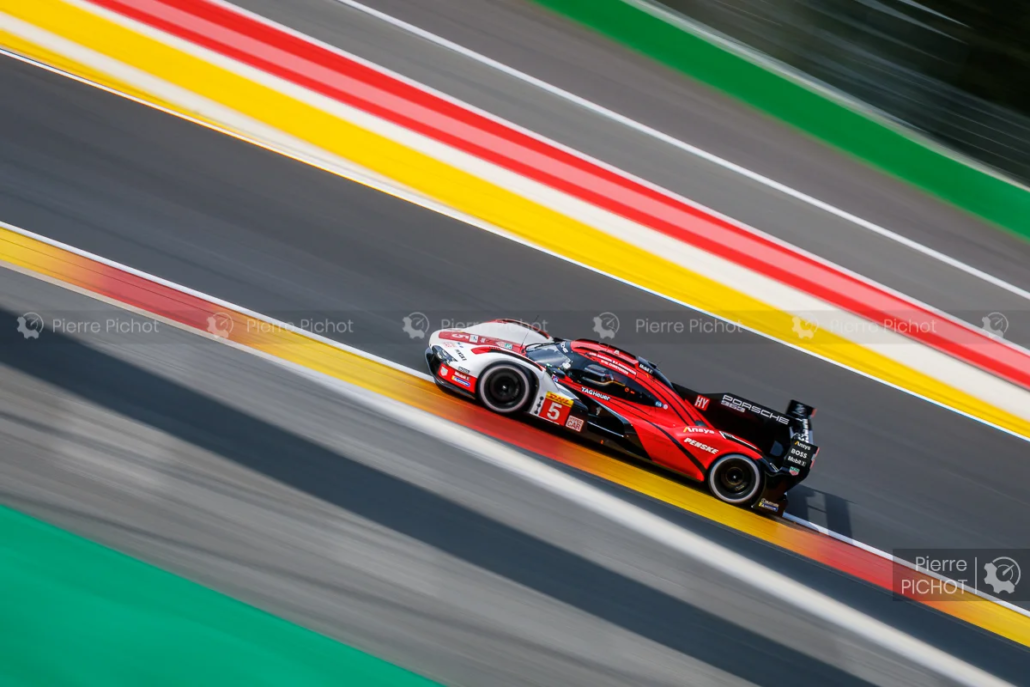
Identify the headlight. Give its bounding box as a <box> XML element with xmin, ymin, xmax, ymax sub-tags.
<box><xmin>432</xmin><ymin>345</ymin><xmax>455</xmax><ymax>363</ymax></box>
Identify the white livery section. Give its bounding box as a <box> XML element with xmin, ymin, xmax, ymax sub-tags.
<box><xmin>425</xmin><ymin>320</ymin><xmax>585</xmax><ymax>430</ymax></box>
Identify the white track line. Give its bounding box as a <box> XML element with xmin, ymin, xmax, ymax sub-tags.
<box><xmin>2</xmin><ymin>214</ymin><xmax>1027</xmax><ymax>624</ymax></box>
<box><xmin>332</xmin><ymin>0</ymin><xmax>1030</xmax><ymax>304</ymax></box>
<box><xmin>2</xmin><ymin>38</ymin><xmax>1029</xmax><ymax>445</ymax></box>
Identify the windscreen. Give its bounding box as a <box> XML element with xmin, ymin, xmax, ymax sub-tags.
<box><xmin>525</xmin><ymin>343</ymin><xmax>571</xmax><ymax>369</ymax></box>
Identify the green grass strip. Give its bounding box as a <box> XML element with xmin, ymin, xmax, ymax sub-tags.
<box><xmin>0</xmin><ymin>505</ymin><xmax>440</xmax><ymax>687</ymax></box>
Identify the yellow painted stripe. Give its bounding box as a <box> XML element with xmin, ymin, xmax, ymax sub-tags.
<box><xmin>4</xmin><ymin>0</ymin><xmax>1027</xmax><ymax>439</ymax></box>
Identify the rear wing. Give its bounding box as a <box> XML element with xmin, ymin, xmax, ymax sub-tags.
<box><xmin>675</xmin><ymin>386</ymin><xmax>816</xmax><ymax>462</ymax></box>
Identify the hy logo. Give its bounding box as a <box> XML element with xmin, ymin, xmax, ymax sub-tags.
<box><xmin>16</xmin><ymin>312</ymin><xmax>44</xmax><ymax>340</ymax></box>
<box><xmin>206</xmin><ymin>312</ymin><xmax>234</xmax><ymax>338</ymax></box>
<box><xmin>402</xmin><ymin>312</ymin><xmax>429</xmax><ymax>339</ymax></box>
<box><xmin>592</xmin><ymin>311</ymin><xmax>620</xmax><ymax>340</ymax></box>
<box><xmin>981</xmin><ymin>312</ymin><xmax>1009</xmax><ymax>338</ymax></box>
<box><xmin>791</xmin><ymin>315</ymin><xmax>819</xmax><ymax>340</ymax></box>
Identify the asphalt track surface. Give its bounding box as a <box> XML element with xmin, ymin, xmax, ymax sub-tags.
<box><xmin>3</xmin><ymin>56</ymin><xmax>1029</xmax><ymax>555</ymax></box>
<box><xmin>234</xmin><ymin>0</ymin><xmax>1030</xmax><ymax>346</ymax></box>
<box><xmin>3</xmin><ymin>264</ymin><xmax>1028</xmax><ymax>687</ymax></box>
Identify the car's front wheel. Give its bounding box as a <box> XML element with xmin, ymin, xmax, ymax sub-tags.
<box><xmin>706</xmin><ymin>454</ymin><xmax>764</xmax><ymax>506</ymax></box>
<box><xmin>478</xmin><ymin>363</ymin><xmax>532</xmax><ymax>414</ymax></box>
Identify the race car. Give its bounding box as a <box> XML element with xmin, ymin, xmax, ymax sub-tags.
<box><xmin>425</xmin><ymin>319</ymin><xmax>818</xmax><ymax>516</ymax></box>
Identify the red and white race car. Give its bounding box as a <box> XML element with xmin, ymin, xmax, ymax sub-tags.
<box><xmin>425</xmin><ymin>319</ymin><xmax>818</xmax><ymax>515</ymax></box>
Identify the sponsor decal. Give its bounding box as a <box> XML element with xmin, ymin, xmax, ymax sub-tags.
<box><xmin>455</xmin><ymin>348</ymin><xmax>467</xmax><ymax>361</ymax></box>
<box><xmin>580</xmin><ymin>387</ymin><xmax>611</xmax><ymax>401</ymax></box>
<box><xmin>788</xmin><ymin>467</ymin><xmax>801</xmax><ymax>476</ymax></box>
<box><xmin>756</xmin><ymin>498</ymin><xmax>781</xmax><ymax>513</ymax></box>
<box><xmin>720</xmin><ymin>394</ymin><xmax>790</xmax><ymax>425</ymax></box>
<box><xmin>498</xmin><ymin>342</ymin><xmax>514</xmax><ymax>350</ymax></box>
<box><xmin>469</xmin><ymin>334</ymin><xmax>479</xmax><ymax>343</ymax></box>
<box><xmin>594</xmin><ymin>354</ymin><xmax>635</xmax><ymax>376</ymax></box>
<box><xmin>455</xmin><ymin>367</ymin><xmax>472</xmax><ymax>375</ymax></box>
<box><xmin>541</xmin><ymin>395</ymin><xmax>572</xmax><ymax>424</ymax></box>
<box><xmin>694</xmin><ymin>395</ymin><xmax>711</xmax><ymax>411</ymax></box>
<box><xmin>545</xmin><ymin>391</ymin><xmax>574</xmax><ymax>407</ymax></box>
<box><xmin>440</xmin><ymin>366</ymin><xmax>474</xmax><ymax>389</ymax></box>
<box><xmin>786</xmin><ymin>440</ymin><xmax>815</xmax><ymax>468</ymax></box>
<box><xmin>565</xmin><ymin>416</ymin><xmax>585</xmax><ymax>432</ymax></box>
<box><xmin>683</xmin><ymin>437</ymin><xmax>719</xmax><ymax>454</ymax></box>
<box><xmin>789</xmin><ymin>401</ymin><xmax>811</xmax><ymax>417</ymax></box>
<box><xmin>683</xmin><ymin>426</ymin><xmax>716</xmax><ymax>434</ymax></box>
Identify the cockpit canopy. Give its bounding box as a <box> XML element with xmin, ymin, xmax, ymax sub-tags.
<box><xmin>526</xmin><ymin>341</ymin><xmax>671</xmax><ymax>407</ymax></box>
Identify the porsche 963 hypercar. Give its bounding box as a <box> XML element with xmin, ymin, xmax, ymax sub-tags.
<box><xmin>426</xmin><ymin>319</ymin><xmax>818</xmax><ymax>516</ymax></box>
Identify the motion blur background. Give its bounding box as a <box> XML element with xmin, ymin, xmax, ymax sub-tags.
<box><xmin>653</xmin><ymin>0</ymin><xmax>1030</xmax><ymax>181</ymax></box>
<box><xmin>2</xmin><ymin>0</ymin><xmax>1030</xmax><ymax>685</ymax></box>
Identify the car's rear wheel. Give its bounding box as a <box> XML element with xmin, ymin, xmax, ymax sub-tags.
<box><xmin>707</xmin><ymin>454</ymin><xmax>764</xmax><ymax>505</ymax></box>
<box><xmin>478</xmin><ymin>363</ymin><xmax>532</xmax><ymax>414</ymax></box>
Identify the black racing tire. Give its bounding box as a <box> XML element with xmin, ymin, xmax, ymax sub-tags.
<box><xmin>706</xmin><ymin>454</ymin><xmax>764</xmax><ymax>506</ymax></box>
<box><xmin>478</xmin><ymin>363</ymin><xmax>533</xmax><ymax>415</ymax></box>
